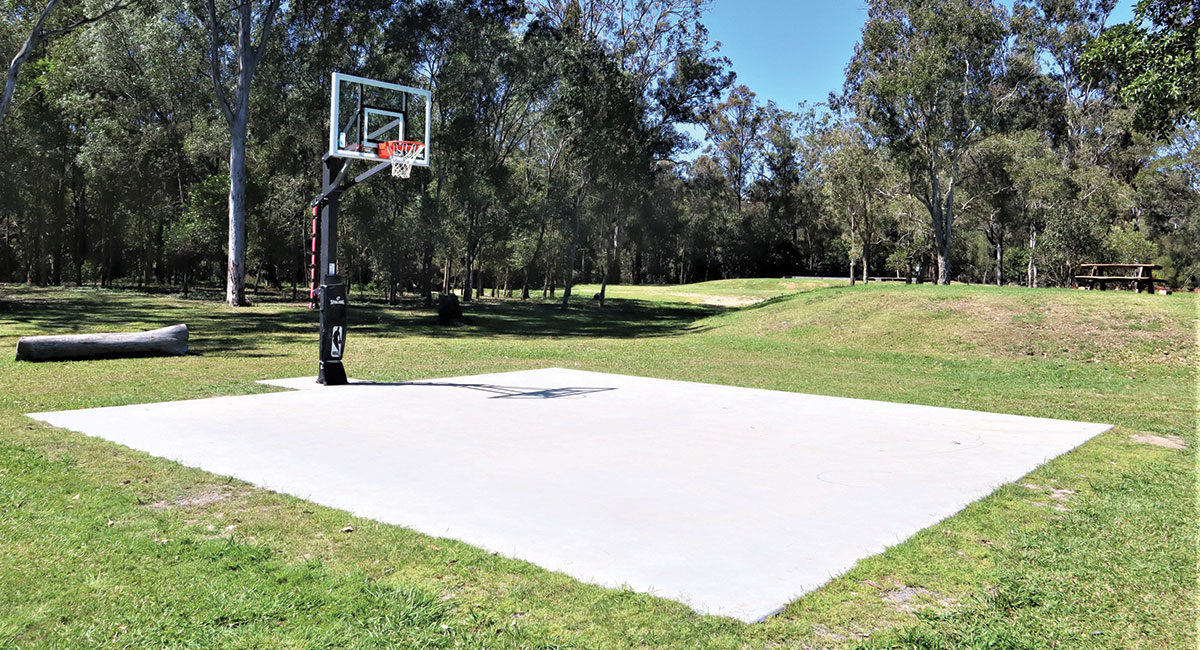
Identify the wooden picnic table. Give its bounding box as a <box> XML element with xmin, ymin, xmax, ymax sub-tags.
<box><xmin>1075</xmin><ymin>263</ymin><xmax>1163</xmax><ymax>293</ymax></box>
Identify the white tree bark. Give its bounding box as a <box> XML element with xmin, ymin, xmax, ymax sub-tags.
<box><xmin>227</xmin><ymin>91</ymin><xmax>249</xmax><ymax>306</ymax></box>
<box><xmin>206</xmin><ymin>0</ymin><xmax>280</xmax><ymax>307</ymax></box>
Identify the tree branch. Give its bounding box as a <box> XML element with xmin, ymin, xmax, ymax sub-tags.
<box><xmin>42</xmin><ymin>0</ymin><xmax>139</xmax><ymax>39</ymax></box>
<box><xmin>250</xmin><ymin>0</ymin><xmax>281</xmax><ymax>67</ymax></box>
<box><xmin>206</xmin><ymin>0</ymin><xmax>233</xmax><ymax>124</ymax></box>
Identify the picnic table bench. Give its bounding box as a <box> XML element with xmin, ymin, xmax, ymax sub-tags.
<box><xmin>1075</xmin><ymin>263</ymin><xmax>1163</xmax><ymax>293</ymax></box>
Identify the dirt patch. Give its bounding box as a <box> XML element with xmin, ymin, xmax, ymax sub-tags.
<box><xmin>868</xmin><ymin>581</ymin><xmax>958</xmax><ymax>614</ymax></box>
<box><xmin>668</xmin><ymin>292</ymin><xmax>763</xmax><ymax>307</ymax></box>
<box><xmin>882</xmin><ymin>586</ymin><xmax>934</xmax><ymax>612</ymax></box>
<box><xmin>1023</xmin><ymin>483</ymin><xmax>1076</xmax><ymax>511</ymax></box>
<box><xmin>147</xmin><ymin>485</ymin><xmax>236</xmax><ymax>511</ymax></box>
<box><xmin>1131</xmin><ymin>434</ymin><xmax>1186</xmax><ymax>450</ymax></box>
<box><xmin>811</xmin><ymin>623</ymin><xmax>847</xmax><ymax>641</ymax></box>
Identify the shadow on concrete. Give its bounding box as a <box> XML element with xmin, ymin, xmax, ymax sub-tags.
<box><xmin>358</xmin><ymin>381</ymin><xmax>617</xmax><ymax>399</ymax></box>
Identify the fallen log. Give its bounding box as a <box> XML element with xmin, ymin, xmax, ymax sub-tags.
<box><xmin>15</xmin><ymin>324</ymin><xmax>189</xmax><ymax>362</ymax></box>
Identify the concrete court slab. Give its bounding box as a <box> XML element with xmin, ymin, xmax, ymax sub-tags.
<box><xmin>28</xmin><ymin>367</ymin><xmax>1110</xmax><ymax>622</ymax></box>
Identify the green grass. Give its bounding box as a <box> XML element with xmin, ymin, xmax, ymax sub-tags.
<box><xmin>0</xmin><ymin>281</ymin><xmax>1195</xmax><ymax>649</ymax></box>
<box><xmin>571</xmin><ymin>277</ymin><xmax>843</xmax><ymax>305</ymax></box>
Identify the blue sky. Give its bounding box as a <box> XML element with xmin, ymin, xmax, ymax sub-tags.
<box><xmin>698</xmin><ymin>0</ymin><xmax>1139</xmax><ymax>112</ymax></box>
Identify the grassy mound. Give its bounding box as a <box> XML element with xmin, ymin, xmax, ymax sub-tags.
<box><xmin>710</xmin><ymin>283</ymin><xmax>1192</xmax><ymax>366</ymax></box>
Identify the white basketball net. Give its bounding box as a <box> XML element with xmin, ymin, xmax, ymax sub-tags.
<box><xmin>386</xmin><ymin>141</ymin><xmax>425</xmax><ymax>179</ymax></box>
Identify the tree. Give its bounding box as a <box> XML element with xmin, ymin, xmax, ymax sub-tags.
<box><xmin>1012</xmin><ymin>0</ymin><xmax>1125</xmax><ymax>166</ymax></box>
<box><xmin>202</xmin><ymin>0</ymin><xmax>281</xmax><ymax>306</ymax></box>
<box><xmin>958</xmin><ymin>134</ymin><xmax>1024</xmax><ymax>285</ymax></box>
<box><xmin>1082</xmin><ymin>0</ymin><xmax>1199</xmax><ymax>136</ymax></box>
<box><xmin>822</xmin><ymin>121</ymin><xmax>894</xmax><ymax>284</ymax></box>
<box><xmin>843</xmin><ymin>0</ymin><xmax>1008</xmax><ymax>284</ymax></box>
<box><xmin>167</xmin><ymin>175</ymin><xmax>226</xmax><ymax>297</ymax></box>
<box><xmin>433</xmin><ymin>0</ymin><xmax>548</xmax><ymax>302</ymax></box>
<box><xmin>705</xmin><ymin>84</ymin><xmax>767</xmax><ymax>214</ymax></box>
<box><xmin>748</xmin><ymin>105</ymin><xmax>806</xmax><ymax>276</ymax></box>
<box><xmin>1</xmin><ymin>0</ymin><xmax>135</xmax><ymax>124</ymax></box>
<box><xmin>1135</xmin><ymin>126</ymin><xmax>1200</xmax><ymax>288</ymax></box>
<box><xmin>1009</xmin><ymin>0</ymin><xmax>1150</xmax><ymax>284</ymax></box>
<box><xmin>530</xmin><ymin>0</ymin><xmax>729</xmax><ymax>307</ymax></box>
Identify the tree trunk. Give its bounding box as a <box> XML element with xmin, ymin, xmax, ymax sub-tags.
<box><xmin>926</xmin><ymin>168</ymin><xmax>953</xmax><ymax>286</ymax></box>
<box><xmin>292</xmin><ymin>224</ymin><xmax>300</xmax><ymax>301</ymax></box>
<box><xmin>462</xmin><ymin>207</ymin><xmax>477</xmax><ymax>302</ymax></box>
<box><xmin>599</xmin><ymin>221</ymin><xmax>617</xmax><ymax>308</ymax></box>
<box><xmin>522</xmin><ymin>215</ymin><xmax>548</xmax><ymax>300</ymax></box>
<box><xmin>72</xmin><ymin>182</ymin><xmax>86</xmax><ymax>286</ymax></box>
<box><xmin>930</xmin><ymin>199</ymin><xmax>952</xmax><ymax>285</ymax></box>
<box><xmin>1027</xmin><ymin>226</ymin><xmax>1038</xmax><ymax>288</ymax></box>
<box><xmin>995</xmin><ymin>236</ymin><xmax>1003</xmax><ymax>287</ymax></box>
<box><xmin>462</xmin><ymin>255</ymin><xmax>473</xmax><ymax>301</ymax></box>
<box><xmin>225</xmin><ymin>103</ymin><xmax>248</xmax><ymax>306</ymax></box>
<box><xmin>222</xmin><ymin>9</ymin><xmax>253</xmax><ymax>307</ymax></box>
<box><xmin>607</xmin><ymin>222</ymin><xmax>621</xmax><ymax>285</ymax></box>
<box><xmin>561</xmin><ymin>182</ymin><xmax>585</xmax><ymax>310</ymax></box>
<box><xmin>51</xmin><ymin>243</ymin><xmax>62</xmax><ymax>285</ymax></box>
<box><xmin>421</xmin><ymin>178</ymin><xmax>441</xmax><ymax>307</ymax></box>
<box><xmin>31</xmin><ymin>204</ymin><xmax>44</xmax><ymax>285</ymax></box>
<box><xmin>420</xmin><ymin>233</ymin><xmax>433</xmax><ymax>306</ymax></box>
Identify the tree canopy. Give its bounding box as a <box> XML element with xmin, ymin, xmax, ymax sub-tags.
<box><xmin>1082</xmin><ymin>0</ymin><xmax>1199</xmax><ymax>136</ymax></box>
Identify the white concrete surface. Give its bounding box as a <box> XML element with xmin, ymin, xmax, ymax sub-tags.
<box><xmin>28</xmin><ymin>368</ymin><xmax>1110</xmax><ymax>622</ymax></box>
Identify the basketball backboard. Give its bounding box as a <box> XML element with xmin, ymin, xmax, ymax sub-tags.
<box><xmin>328</xmin><ymin>72</ymin><xmax>430</xmax><ymax>168</ymax></box>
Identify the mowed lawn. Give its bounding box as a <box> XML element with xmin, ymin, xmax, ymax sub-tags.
<box><xmin>0</xmin><ymin>281</ymin><xmax>1194</xmax><ymax>649</ymax></box>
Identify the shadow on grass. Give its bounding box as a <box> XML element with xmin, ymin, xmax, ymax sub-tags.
<box><xmin>0</xmin><ymin>286</ymin><xmax>722</xmax><ymax>358</ymax></box>
<box><xmin>357</xmin><ymin>298</ymin><xmax>721</xmax><ymax>340</ymax></box>
<box><xmin>0</xmin><ymin>288</ymin><xmax>314</xmax><ymax>356</ymax></box>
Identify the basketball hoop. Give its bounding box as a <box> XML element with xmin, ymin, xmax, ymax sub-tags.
<box><xmin>378</xmin><ymin>140</ymin><xmax>426</xmax><ymax>179</ymax></box>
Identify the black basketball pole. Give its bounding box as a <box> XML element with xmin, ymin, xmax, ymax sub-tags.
<box><xmin>312</xmin><ymin>118</ymin><xmax>405</xmax><ymax>385</ymax></box>
<box><xmin>316</xmin><ymin>156</ymin><xmax>349</xmax><ymax>385</ymax></box>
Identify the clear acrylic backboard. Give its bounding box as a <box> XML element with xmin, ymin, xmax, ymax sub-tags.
<box><xmin>328</xmin><ymin>72</ymin><xmax>430</xmax><ymax>168</ymax></box>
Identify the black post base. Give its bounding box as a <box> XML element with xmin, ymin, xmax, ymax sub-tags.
<box><xmin>318</xmin><ymin>360</ymin><xmax>348</xmax><ymax>386</ymax></box>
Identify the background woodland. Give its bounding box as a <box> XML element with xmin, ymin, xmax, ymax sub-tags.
<box><xmin>1</xmin><ymin>0</ymin><xmax>1196</xmax><ymax>306</ymax></box>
